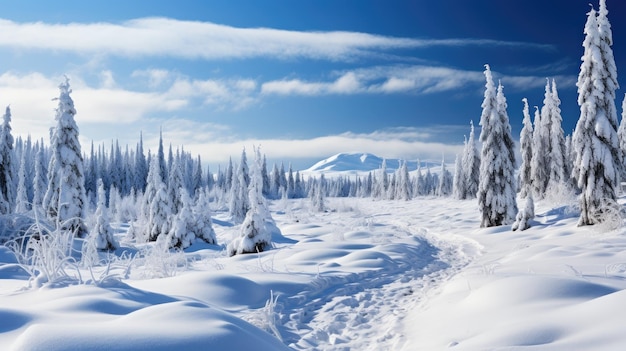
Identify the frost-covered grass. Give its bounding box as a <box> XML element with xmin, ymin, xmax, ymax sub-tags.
<box><xmin>1</xmin><ymin>196</ymin><xmax>626</xmax><ymax>350</ymax></box>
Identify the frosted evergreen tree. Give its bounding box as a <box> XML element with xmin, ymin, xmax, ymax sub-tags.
<box><xmin>193</xmin><ymin>187</ymin><xmax>217</xmax><ymax>244</ymax></box>
<box><xmin>43</xmin><ymin>78</ymin><xmax>88</xmax><ymax>236</ymax></box>
<box><xmin>0</xmin><ymin>106</ymin><xmax>16</xmax><ymax>214</ymax></box>
<box><xmin>477</xmin><ymin>66</ymin><xmax>518</xmax><ymax>227</ymax></box>
<box><xmin>436</xmin><ymin>158</ymin><xmax>453</xmax><ymax>197</ymax></box>
<box><xmin>617</xmin><ymin>94</ymin><xmax>626</xmax><ymax>181</ymax></box>
<box><xmin>452</xmin><ymin>152</ymin><xmax>464</xmax><ymax>199</ymax></box>
<box><xmin>462</xmin><ymin>121</ymin><xmax>480</xmax><ymax>198</ymax></box>
<box><xmin>91</xmin><ymin>179</ymin><xmax>118</xmax><ymax>250</ymax></box>
<box><xmin>530</xmin><ymin>104</ymin><xmax>548</xmax><ymax>198</ymax></box>
<box><xmin>157</xmin><ymin>130</ymin><xmax>167</xmax><ymax>184</ymax></box>
<box><xmin>261</xmin><ymin>155</ymin><xmax>270</xmax><ymax>197</ymax></box>
<box><xmin>229</xmin><ymin>164</ymin><xmax>248</xmax><ymax>223</ymax></box>
<box><xmin>545</xmin><ymin>79</ymin><xmax>568</xmax><ymax>187</ymax></box>
<box><xmin>228</xmin><ymin>146</ymin><xmax>276</xmax><ymax>256</ymax></box>
<box><xmin>572</xmin><ymin>4</ymin><xmax>621</xmax><ymax>225</ymax></box>
<box><xmin>519</xmin><ymin>98</ymin><xmax>534</xmax><ymax>198</ymax></box>
<box><xmin>374</xmin><ymin>159</ymin><xmax>389</xmax><ymax>199</ymax></box>
<box><xmin>141</xmin><ymin>150</ymin><xmax>163</xmax><ymax>224</ymax></box>
<box><xmin>167</xmin><ymin>151</ymin><xmax>184</xmax><ymax>214</ymax></box>
<box><xmin>148</xmin><ymin>177</ymin><xmax>172</xmax><ymax>242</ymax></box>
<box><xmin>32</xmin><ymin>147</ymin><xmax>47</xmax><ymax>212</ymax></box>
<box><xmin>14</xmin><ymin>149</ymin><xmax>29</xmax><ymax>213</ymax></box>
<box><xmin>310</xmin><ymin>177</ymin><xmax>326</xmax><ymax>212</ymax></box>
<box><xmin>192</xmin><ymin>155</ymin><xmax>204</xmax><ymax>196</ymax></box>
<box><xmin>134</xmin><ymin>132</ymin><xmax>148</xmax><ymax>193</ymax></box>
<box><xmin>396</xmin><ymin>160</ymin><xmax>411</xmax><ymax>200</ymax></box>
<box><xmin>512</xmin><ymin>194</ymin><xmax>535</xmax><ymax>232</ymax></box>
<box><xmin>167</xmin><ymin>188</ymin><xmax>196</xmax><ymax>249</ymax></box>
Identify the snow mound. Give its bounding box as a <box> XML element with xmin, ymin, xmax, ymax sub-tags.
<box><xmin>4</xmin><ymin>283</ymin><xmax>290</xmax><ymax>351</ymax></box>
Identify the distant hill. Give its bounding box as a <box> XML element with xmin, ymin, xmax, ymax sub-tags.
<box><xmin>302</xmin><ymin>152</ymin><xmax>440</xmax><ymax>175</ymax></box>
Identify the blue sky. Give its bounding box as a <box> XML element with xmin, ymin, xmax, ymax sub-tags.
<box><xmin>0</xmin><ymin>0</ymin><xmax>624</xmax><ymax>169</ymax></box>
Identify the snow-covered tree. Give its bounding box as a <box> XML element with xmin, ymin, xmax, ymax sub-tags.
<box><xmin>229</xmin><ymin>160</ymin><xmax>250</xmax><ymax>223</ymax></box>
<box><xmin>512</xmin><ymin>194</ymin><xmax>535</xmax><ymax>232</ymax></box>
<box><xmin>545</xmin><ymin>79</ymin><xmax>568</xmax><ymax>187</ymax></box>
<box><xmin>310</xmin><ymin>176</ymin><xmax>326</xmax><ymax>212</ymax></box>
<box><xmin>91</xmin><ymin>179</ymin><xmax>118</xmax><ymax>250</ymax></box>
<box><xmin>572</xmin><ymin>3</ymin><xmax>621</xmax><ymax>226</ymax></box>
<box><xmin>396</xmin><ymin>160</ymin><xmax>411</xmax><ymax>200</ymax></box>
<box><xmin>14</xmin><ymin>149</ymin><xmax>29</xmax><ymax>213</ymax></box>
<box><xmin>134</xmin><ymin>132</ymin><xmax>148</xmax><ymax>193</ymax></box>
<box><xmin>452</xmin><ymin>152</ymin><xmax>464</xmax><ymax>199</ymax></box>
<box><xmin>436</xmin><ymin>158</ymin><xmax>453</xmax><ymax>197</ymax></box>
<box><xmin>32</xmin><ymin>147</ymin><xmax>47</xmax><ymax>212</ymax></box>
<box><xmin>167</xmin><ymin>188</ymin><xmax>196</xmax><ymax>249</ymax></box>
<box><xmin>148</xmin><ymin>177</ymin><xmax>172</xmax><ymax>242</ymax></box>
<box><xmin>519</xmin><ymin>98</ymin><xmax>534</xmax><ymax>198</ymax></box>
<box><xmin>43</xmin><ymin>78</ymin><xmax>88</xmax><ymax>236</ymax></box>
<box><xmin>167</xmin><ymin>152</ymin><xmax>184</xmax><ymax>214</ymax></box>
<box><xmin>0</xmin><ymin>106</ymin><xmax>16</xmax><ymax>214</ymax></box>
<box><xmin>193</xmin><ymin>188</ymin><xmax>217</xmax><ymax>245</ymax></box>
<box><xmin>531</xmin><ymin>87</ymin><xmax>550</xmax><ymax>198</ymax></box>
<box><xmin>617</xmin><ymin>94</ymin><xmax>626</xmax><ymax>181</ymax></box>
<box><xmin>477</xmin><ymin>65</ymin><xmax>518</xmax><ymax>227</ymax></box>
<box><xmin>462</xmin><ymin>121</ymin><xmax>480</xmax><ymax>198</ymax></box>
<box><xmin>228</xmin><ymin>146</ymin><xmax>276</xmax><ymax>256</ymax></box>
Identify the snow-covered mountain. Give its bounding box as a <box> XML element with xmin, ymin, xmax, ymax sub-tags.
<box><xmin>302</xmin><ymin>152</ymin><xmax>438</xmax><ymax>174</ymax></box>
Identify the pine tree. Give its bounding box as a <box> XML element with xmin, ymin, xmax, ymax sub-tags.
<box><xmin>477</xmin><ymin>65</ymin><xmax>518</xmax><ymax>227</ymax></box>
<box><xmin>167</xmin><ymin>151</ymin><xmax>184</xmax><ymax>214</ymax></box>
<box><xmin>545</xmin><ymin>79</ymin><xmax>568</xmax><ymax>187</ymax></box>
<box><xmin>148</xmin><ymin>179</ymin><xmax>172</xmax><ymax>242</ymax></box>
<box><xmin>436</xmin><ymin>158</ymin><xmax>453</xmax><ymax>197</ymax></box>
<box><xmin>32</xmin><ymin>146</ymin><xmax>47</xmax><ymax>213</ymax></box>
<box><xmin>15</xmin><ymin>149</ymin><xmax>29</xmax><ymax>213</ymax></box>
<box><xmin>452</xmin><ymin>152</ymin><xmax>464</xmax><ymax>199</ymax></box>
<box><xmin>167</xmin><ymin>188</ymin><xmax>196</xmax><ymax>249</ymax></box>
<box><xmin>193</xmin><ymin>187</ymin><xmax>217</xmax><ymax>245</ymax></box>
<box><xmin>43</xmin><ymin>78</ymin><xmax>88</xmax><ymax>236</ymax></box>
<box><xmin>228</xmin><ymin>146</ymin><xmax>275</xmax><ymax>256</ymax></box>
<box><xmin>91</xmin><ymin>179</ymin><xmax>118</xmax><ymax>250</ymax></box>
<box><xmin>396</xmin><ymin>160</ymin><xmax>411</xmax><ymax>200</ymax></box>
<box><xmin>462</xmin><ymin>121</ymin><xmax>480</xmax><ymax>198</ymax></box>
<box><xmin>618</xmin><ymin>94</ymin><xmax>626</xmax><ymax>181</ymax></box>
<box><xmin>519</xmin><ymin>98</ymin><xmax>534</xmax><ymax>198</ymax></box>
<box><xmin>572</xmin><ymin>3</ymin><xmax>621</xmax><ymax>225</ymax></box>
<box><xmin>0</xmin><ymin>106</ymin><xmax>16</xmax><ymax>214</ymax></box>
<box><xmin>134</xmin><ymin>132</ymin><xmax>148</xmax><ymax>193</ymax></box>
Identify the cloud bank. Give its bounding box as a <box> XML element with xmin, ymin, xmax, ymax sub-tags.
<box><xmin>0</xmin><ymin>18</ymin><xmax>553</xmax><ymax>61</ymax></box>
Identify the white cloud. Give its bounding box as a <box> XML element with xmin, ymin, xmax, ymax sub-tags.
<box><xmin>0</xmin><ymin>18</ymin><xmax>554</xmax><ymax>61</ymax></box>
<box><xmin>148</xmin><ymin>121</ymin><xmax>464</xmax><ymax>168</ymax></box>
<box><xmin>262</xmin><ymin>65</ymin><xmax>576</xmax><ymax>96</ymax></box>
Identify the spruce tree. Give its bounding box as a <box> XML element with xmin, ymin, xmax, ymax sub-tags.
<box><xmin>546</xmin><ymin>79</ymin><xmax>567</xmax><ymax>187</ymax></box>
<box><xmin>452</xmin><ymin>152</ymin><xmax>464</xmax><ymax>199</ymax></box>
<box><xmin>43</xmin><ymin>78</ymin><xmax>88</xmax><ymax>236</ymax></box>
<box><xmin>228</xmin><ymin>146</ymin><xmax>275</xmax><ymax>256</ymax></box>
<box><xmin>91</xmin><ymin>178</ymin><xmax>118</xmax><ymax>250</ymax></box>
<box><xmin>618</xmin><ymin>94</ymin><xmax>626</xmax><ymax>181</ymax></box>
<box><xmin>572</xmin><ymin>3</ymin><xmax>621</xmax><ymax>225</ymax></box>
<box><xmin>15</xmin><ymin>149</ymin><xmax>29</xmax><ymax>213</ymax></box>
<box><xmin>32</xmin><ymin>146</ymin><xmax>47</xmax><ymax>213</ymax></box>
<box><xmin>477</xmin><ymin>65</ymin><xmax>518</xmax><ymax>227</ymax></box>
<box><xmin>0</xmin><ymin>106</ymin><xmax>16</xmax><ymax>214</ymax></box>
<box><xmin>462</xmin><ymin>121</ymin><xmax>480</xmax><ymax>198</ymax></box>
<box><xmin>519</xmin><ymin>98</ymin><xmax>534</xmax><ymax>198</ymax></box>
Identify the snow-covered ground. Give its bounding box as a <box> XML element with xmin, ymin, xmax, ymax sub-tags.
<box><xmin>1</xmin><ymin>195</ymin><xmax>626</xmax><ymax>350</ymax></box>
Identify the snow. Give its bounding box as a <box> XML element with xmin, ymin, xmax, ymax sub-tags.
<box><xmin>2</xmin><ymin>195</ymin><xmax>626</xmax><ymax>350</ymax></box>
<box><xmin>303</xmin><ymin>152</ymin><xmax>437</xmax><ymax>175</ymax></box>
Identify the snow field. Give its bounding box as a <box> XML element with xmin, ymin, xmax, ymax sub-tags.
<box><xmin>1</xmin><ymin>196</ymin><xmax>626</xmax><ymax>350</ymax></box>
